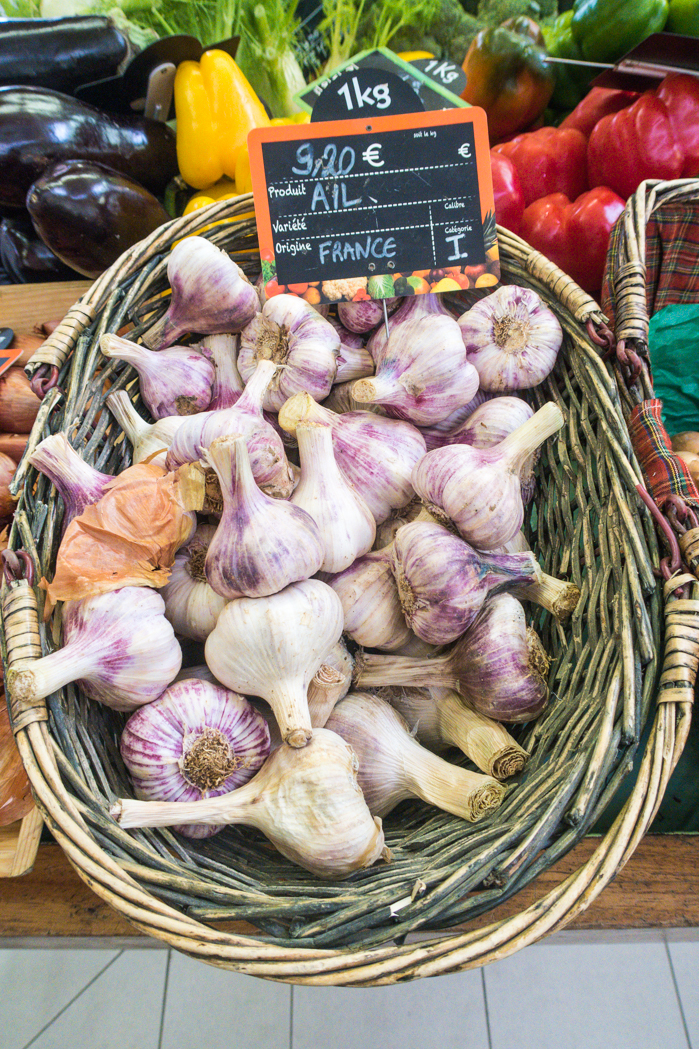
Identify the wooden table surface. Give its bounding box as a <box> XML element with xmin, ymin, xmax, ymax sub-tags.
<box><xmin>0</xmin><ymin>835</ymin><xmax>696</xmax><ymax>946</ymax></box>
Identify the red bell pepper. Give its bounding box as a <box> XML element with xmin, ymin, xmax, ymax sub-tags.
<box><xmin>587</xmin><ymin>90</ymin><xmax>685</xmax><ymax>199</ymax></box>
<box><xmin>492</xmin><ymin>125</ymin><xmax>588</xmax><ymax>207</ymax></box>
<box><xmin>655</xmin><ymin>73</ymin><xmax>699</xmax><ymax>177</ymax></box>
<box><xmin>559</xmin><ymin>86</ymin><xmax>639</xmax><ymax>138</ymax></box>
<box><xmin>489</xmin><ymin>151</ymin><xmax>525</xmax><ymax>235</ymax></box>
<box><xmin>520</xmin><ymin>187</ymin><xmax>626</xmax><ymax>297</ymax></box>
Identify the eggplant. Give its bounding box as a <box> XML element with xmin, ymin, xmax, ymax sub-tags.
<box><xmin>0</xmin><ymin>17</ymin><xmax>130</xmax><ymax>96</ymax></box>
<box><xmin>26</xmin><ymin>160</ymin><xmax>170</xmax><ymax>279</ymax></box>
<box><xmin>0</xmin><ymin>86</ymin><xmax>177</xmax><ymax>209</ymax></box>
<box><xmin>0</xmin><ymin>214</ymin><xmax>82</xmax><ymax>284</ymax></box>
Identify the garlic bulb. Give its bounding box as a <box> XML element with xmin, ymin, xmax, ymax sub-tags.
<box><xmin>205</xmin><ymin>578</ymin><xmax>344</xmax><ymax>747</ymax></box>
<box><xmin>384</xmin><ymin>686</ymin><xmax>528</xmax><ymax>779</ymax></box>
<box><xmin>142</xmin><ymin>237</ymin><xmax>259</xmax><ymax>349</ymax></box>
<box><xmin>356</xmin><ymin>593</ymin><xmax>550</xmax><ymax>723</ymax></box>
<box><xmin>366</xmin><ymin>292</ymin><xmax>453</xmax><ymax>359</ymax></box>
<box><xmin>412</xmin><ymin>401</ymin><xmax>564</xmax><ymax>550</ymax></box>
<box><xmin>7</xmin><ymin>587</ymin><xmax>181</xmax><ymax>712</ymax></box>
<box><xmin>440</xmin><ymin>395</ymin><xmax>533</xmax><ymax>448</ymax></box>
<box><xmin>160</xmin><ymin>524</ymin><xmax>228</xmax><ymax>641</ymax></box>
<box><xmin>106</xmin><ymin>391</ymin><xmax>187</xmax><ymax>468</ymax></box>
<box><xmin>352</xmin><ymin>313</ymin><xmax>479</xmax><ymax>426</ymax></box>
<box><xmin>197</xmin><ymin>334</ymin><xmax>244</xmax><ymax>409</ymax></box>
<box><xmin>290</xmin><ymin>420</ymin><xmax>375</xmax><ymax>573</ymax></box>
<box><xmin>458</xmin><ymin>285</ymin><xmax>563</xmax><ymax>393</ymax></box>
<box><xmin>29</xmin><ymin>432</ymin><xmax>112</xmax><ymax>527</ymax></box>
<box><xmin>278</xmin><ymin>392</ymin><xmax>426</xmax><ymax>524</ymax></box>
<box><xmin>327</xmin><ymin>319</ymin><xmax>375</xmax><ymax>382</ymax></box>
<box><xmin>204</xmin><ymin>435</ymin><xmax>324</xmax><ymax>598</ymax></box>
<box><xmin>419</xmin><ymin>390</ymin><xmax>493</xmax><ymax>451</ymax></box>
<box><xmin>325</xmin><ymin>544</ymin><xmax>411</xmax><ymax>652</ymax></box>
<box><xmin>325</xmin><ymin>692</ymin><xmax>505</xmax><ymax>822</ymax></box>
<box><xmin>321</xmin><ymin>381</ymin><xmax>384</xmax><ymax>415</ymax></box>
<box><xmin>373</xmin><ymin>497</ymin><xmax>424</xmax><ymax>549</ymax></box>
<box><xmin>165</xmin><ymin>359</ymin><xmax>295</xmax><ymax>499</ymax></box>
<box><xmin>237</xmin><ymin>294</ymin><xmax>340</xmax><ymax>411</ymax></box>
<box><xmin>101</xmin><ymin>333</ymin><xmax>215</xmax><ymax>419</ymax></box>
<box><xmin>120</xmin><ymin>678</ymin><xmax>270</xmax><ymax>838</ymax></box>
<box><xmin>337</xmin><ymin>296</ymin><xmax>399</xmax><ymax>333</ymax></box>
<box><xmin>112</xmin><ymin>728</ymin><xmax>388</xmax><ymax>879</ymax></box>
<box><xmin>307</xmin><ymin>640</ymin><xmax>354</xmax><ymax>728</ymax></box>
<box><xmin>391</xmin><ymin>520</ymin><xmax>542</xmax><ymax>645</ymax></box>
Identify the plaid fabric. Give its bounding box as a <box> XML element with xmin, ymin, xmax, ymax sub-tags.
<box><xmin>628</xmin><ymin>399</ymin><xmax>699</xmax><ymax>511</ymax></box>
<box><xmin>601</xmin><ymin>202</ymin><xmax>699</xmax><ymax>331</ymax></box>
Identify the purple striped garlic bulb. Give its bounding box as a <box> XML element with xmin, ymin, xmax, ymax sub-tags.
<box><xmin>100</xmin><ymin>333</ymin><xmax>215</xmax><ymax>419</ymax></box>
<box><xmin>238</xmin><ymin>294</ymin><xmax>340</xmax><ymax>411</ymax></box>
<box><xmin>119</xmin><ymin>678</ymin><xmax>270</xmax><ymax>838</ymax></box>
<box><xmin>29</xmin><ymin>432</ymin><xmax>113</xmax><ymax>528</ymax></box>
<box><xmin>6</xmin><ymin>587</ymin><xmax>182</xmax><ymax>712</ymax></box>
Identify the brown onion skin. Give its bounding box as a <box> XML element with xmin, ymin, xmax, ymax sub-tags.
<box><xmin>0</xmin><ymin>368</ymin><xmax>40</xmax><ymax>432</ymax></box>
<box><xmin>0</xmin><ymin>433</ymin><xmax>29</xmax><ymax>462</ymax></box>
<box><xmin>0</xmin><ymin>684</ymin><xmax>33</xmax><ymax>826</ymax></box>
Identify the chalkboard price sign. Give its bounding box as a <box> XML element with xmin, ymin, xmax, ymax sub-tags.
<box><xmin>248</xmin><ymin>107</ymin><xmax>499</xmax><ymax>304</ymax></box>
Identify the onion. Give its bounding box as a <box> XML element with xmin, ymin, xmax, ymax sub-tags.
<box><xmin>0</xmin><ymin>368</ymin><xmax>41</xmax><ymax>432</ymax></box>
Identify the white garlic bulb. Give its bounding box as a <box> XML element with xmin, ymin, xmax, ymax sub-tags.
<box><xmin>106</xmin><ymin>391</ymin><xmax>187</xmax><ymax>469</ymax></box>
<box><xmin>160</xmin><ymin>524</ymin><xmax>228</xmax><ymax>641</ymax></box>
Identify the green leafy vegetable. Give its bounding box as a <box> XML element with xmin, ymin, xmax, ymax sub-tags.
<box><xmin>235</xmin><ymin>0</ymin><xmax>307</xmax><ymax>117</ymax></box>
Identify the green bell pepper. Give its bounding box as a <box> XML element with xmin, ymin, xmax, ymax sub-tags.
<box><xmin>571</xmin><ymin>0</ymin><xmax>669</xmax><ymax>63</ymax></box>
<box><xmin>542</xmin><ymin>10</ymin><xmax>593</xmax><ymax>112</ymax></box>
<box><xmin>667</xmin><ymin>0</ymin><xmax>699</xmax><ymax>34</ymax></box>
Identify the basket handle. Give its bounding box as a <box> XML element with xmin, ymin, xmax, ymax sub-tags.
<box><xmin>1</xmin><ymin>550</ymin><xmax>48</xmax><ymax>733</ymax></box>
<box><xmin>25</xmin><ymin>302</ymin><xmax>97</xmax><ymax>396</ymax></box>
<box><xmin>658</xmin><ymin>573</ymin><xmax>699</xmax><ymax>705</ymax></box>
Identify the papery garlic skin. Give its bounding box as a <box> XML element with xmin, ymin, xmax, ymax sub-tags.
<box><xmin>204</xmin><ymin>435</ymin><xmax>324</xmax><ymax>598</ymax></box>
<box><xmin>324</xmin><ymin>546</ymin><xmax>411</xmax><ymax>652</ymax></box>
<box><xmin>418</xmin><ymin>390</ymin><xmax>493</xmax><ymax>451</ymax></box>
<box><xmin>143</xmin><ymin>237</ymin><xmax>259</xmax><ymax>349</ymax></box>
<box><xmin>29</xmin><ymin>432</ymin><xmax>112</xmax><ymax>527</ymax></box>
<box><xmin>100</xmin><ymin>333</ymin><xmax>215</xmax><ymax>419</ymax></box>
<box><xmin>7</xmin><ymin>587</ymin><xmax>181</xmax><ymax>712</ymax></box>
<box><xmin>238</xmin><ymin>295</ymin><xmax>340</xmax><ymax>411</ymax></box>
<box><xmin>165</xmin><ymin>359</ymin><xmax>295</xmax><ymax>500</ymax></box>
<box><xmin>278</xmin><ymin>393</ymin><xmax>426</xmax><ymax>524</ymax></box>
<box><xmin>366</xmin><ymin>292</ymin><xmax>454</xmax><ymax>359</ymax></box>
<box><xmin>458</xmin><ymin>285</ymin><xmax>563</xmax><ymax>393</ymax></box>
<box><xmin>326</xmin><ymin>692</ymin><xmax>505</xmax><ymax>822</ymax></box>
<box><xmin>337</xmin><ymin>297</ymin><xmax>399</xmax><ymax>333</ymax></box>
<box><xmin>352</xmin><ymin>314</ymin><xmax>479</xmax><ymax>426</ymax></box>
<box><xmin>120</xmin><ymin>678</ymin><xmax>270</xmax><ymax>838</ymax></box>
<box><xmin>391</xmin><ymin>520</ymin><xmax>542</xmax><ymax>645</ymax></box>
<box><xmin>106</xmin><ymin>392</ymin><xmax>187</xmax><ymax>469</ymax></box>
<box><xmin>161</xmin><ymin>524</ymin><xmax>228</xmax><ymax>641</ymax></box>
<box><xmin>112</xmin><ymin>729</ymin><xmax>388</xmax><ymax>879</ymax></box>
<box><xmin>327</xmin><ymin>319</ymin><xmax>375</xmax><ymax>382</ymax></box>
<box><xmin>307</xmin><ymin>640</ymin><xmax>355</xmax><ymax>728</ymax></box>
<box><xmin>197</xmin><ymin>334</ymin><xmax>244</xmax><ymax>409</ymax></box>
<box><xmin>205</xmin><ymin>579</ymin><xmax>344</xmax><ymax>747</ymax></box>
<box><xmin>291</xmin><ymin>421</ymin><xmax>375</xmax><ymax>573</ymax></box>
<box><xmin>412</xmin><ymin>401</ymin><xmax>564</xmax><ymax>550</ymax></box>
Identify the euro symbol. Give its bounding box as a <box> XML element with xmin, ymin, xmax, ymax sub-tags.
<box><xmin>458</xmin><ymin>142</ymin><xmax>471</xmax><ymax>159</ymax></box>
<box><xmin>362</xmin><ymin>143</ymin><xmax>384</xmax><ymax>168</ymax></box>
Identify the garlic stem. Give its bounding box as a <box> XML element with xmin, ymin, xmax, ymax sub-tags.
<box><xmin>307</xmin><ymin>642</ymin><xmax>354</xmax><ymax>728</ymax></box>
<box><xmin>497</xmin><ymin>402</ymin><xmax>564</xmax><ymax>476</ymax></box>
<box><xmin>428</xmin><ymin>687</ymin><xmax>528</xmax><ymax>779</ymax></box>
<box><xmin>403</xmin><ymin>740</ymin><xmax>506</xmax><ymax>822</ymax></box>
<box><xmin>510</xmin><ymin>573</ymin><xmax>581</xmax><ymax>621</ymax></box>
<box><xmin>8</xmin><ymin>645</ymin><xmax>96</xmax><ymax>704</ymax></box>
<box><xmin>29</xmin><ymin>433</ymin><xmax>112</xmax><ymax>525</ymax></box>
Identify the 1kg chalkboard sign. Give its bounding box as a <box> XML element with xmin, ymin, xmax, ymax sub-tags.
<box><xmin>248</xmin><ymin>108</ymin><xmax>498</xmax><ymax>305</ymax></box>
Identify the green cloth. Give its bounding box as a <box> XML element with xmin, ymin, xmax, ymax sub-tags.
<box><xmin>648</xmin><ymin>302</ymin><xmax>699</xmax><ymax>437</ymax></box>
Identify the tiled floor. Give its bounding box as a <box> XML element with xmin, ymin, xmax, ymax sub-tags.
<box><xmin>1</xmin><ymin>933</ymin><xmax>697</xmax><ymax>1049</ymax></box>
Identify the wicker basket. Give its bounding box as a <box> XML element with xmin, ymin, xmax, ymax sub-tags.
<box><xmin>1</xmin><ymin>190</ymin><xmax>695</xmax><ymax>983</ymax></box>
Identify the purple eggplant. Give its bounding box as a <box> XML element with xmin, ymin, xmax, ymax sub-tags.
<box><xmin>0</xmin><ymin>86</ymin><xmax>177</xmax><ymax>209</ymax></box>
<box><xmin>26</xmin><ymin>160</ymin><xmax>170</xmax><ymax>279</ymax></box>
<box><xmin>0</xmin><ymin>213</ymin><xmax>81</xmax><ymax>284</ymax></box>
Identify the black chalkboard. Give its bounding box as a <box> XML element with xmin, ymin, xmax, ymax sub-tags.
<box><xmin>249</xmin><ymin>108</ymin><xmax>498</xmax><ymax>303</ymax></box>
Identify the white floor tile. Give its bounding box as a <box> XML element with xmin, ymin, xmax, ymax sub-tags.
<box><xmin>160</xmin><ymin>950</ymin><xmax>291</xmax><ymax>1049</ymax></box>
<box><xmin>484</xmin><ymin>940</ymin><xmax>689</xmax><ymax>1049</ymax></box>
<box><xmin>0</xmin><ymin>948</ymin><xmax>119</xmax><ymax>1049</ymax></box>
<box><xmin>292</xmin><ymin>970</ymin><xmax>489</xmax><ymax>1049</ymax></box>
<box><xmin>27</xmin><ymin>950</ymin><xmax>167</xmax><ymax>1049</ymax></box>
<box><xmin>667</xmin><ymin>940</ymin><xmax>699</xmax><ymax>1046</ymax></box>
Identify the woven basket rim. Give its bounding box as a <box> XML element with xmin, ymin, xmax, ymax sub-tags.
<box><xmin>3</xmin><ymin>184</ymin><xmax>694</xmax><ymax>981</ymax></box>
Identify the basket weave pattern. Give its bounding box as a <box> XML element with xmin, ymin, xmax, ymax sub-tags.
<box><xmin>1</xmin><ymin>192</ymin><xmax>692</xmax><ymax>982</ymax></box>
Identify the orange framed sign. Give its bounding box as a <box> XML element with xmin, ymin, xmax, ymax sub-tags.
<box><xmin>248</xmin><ymin>107</ymin><xmax>498</xmax><ymax>305</ymax></box>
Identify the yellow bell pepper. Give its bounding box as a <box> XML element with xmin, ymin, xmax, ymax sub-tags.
<box><xmin>183</xmin><ymin>178</ymin><xmax>238</xmax><ymax>216</ymax></box>
<box><xmin>174</xmin><ymin>49</ymin><xmax>270</xmax><ymax>190</ymax></box>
